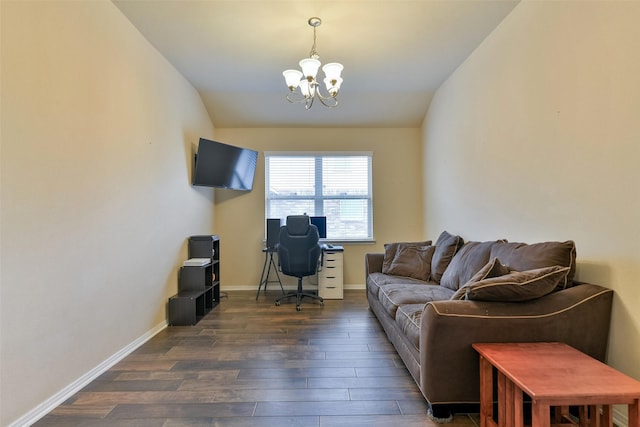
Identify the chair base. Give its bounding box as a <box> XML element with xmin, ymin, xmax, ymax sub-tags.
<box><xmin>275</xmin><ymin>277</ymin><xmax>324</xmax><ymax>311</ymax></box>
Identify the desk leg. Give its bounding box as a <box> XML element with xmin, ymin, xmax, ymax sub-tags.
<box><xmin>256</xmin><ymin>251</ymin><xmax>270</xmax><ymax>300</ymax></box>
<box><xmin>270</xmin><ymin>254</ymin><xmax>285</xmax><ymax>294</ymax></box>
<box><xmin>531</xmin><ymin>400</ymin><xmax>550</xmax><ymax>427</ymax></box>
<box><xmin>256</xmin><ymin>251</ymin><xmax>285</xmax><ymax>300</ymax></box>
<box><xmin>479</xmin><ymin>355</ymin><xmax>493</xmax><ymax>427</ymax></box>
<box><xmin>629</xmin><ymin>400</ymin><xmax>639</xmax><ymax>427</ymax></box>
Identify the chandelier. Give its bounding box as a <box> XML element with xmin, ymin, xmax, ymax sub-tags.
<box><xmin>282</xmin><ymin>17</ymin><xmax>344</xmax><ymax>109</ymax></box>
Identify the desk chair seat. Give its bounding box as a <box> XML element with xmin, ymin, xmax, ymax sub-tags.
<box><xmin>275</xmin><ymin>215</ymin><xmax>324</xmax><ymax>311</ymax></box>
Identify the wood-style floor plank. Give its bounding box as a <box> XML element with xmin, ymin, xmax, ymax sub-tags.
<box><xmin>33</xmin><ymin>290</ymin><xmax>479</xmax><ymax>426</ymax></box>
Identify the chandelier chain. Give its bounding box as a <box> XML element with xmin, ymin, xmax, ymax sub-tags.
<box><xmin>309</xmin><ymin>26</ymin><xmax>319</xmax><ymax>59</ymax></box>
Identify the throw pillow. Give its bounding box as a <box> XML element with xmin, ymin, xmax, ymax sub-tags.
<box><xmin>430</xmin><ymin>231</ymin><xmax>464</xmax><ymax>283</ymax></box>
<box><xmin>450</xmin><ymin>257</ymin><xmax>510</xmax><ymax>300</ymax></box>
<box><xmin>490</xmin><ymin>240</ymin><xmax>576</xmax><ymax>289</ymax></box>
<box><xmin>382</xmin><ymin>241</ymin><xmax>435</xmax><ymax>281</ymax></box>
<box><xmin>465</xmin><ymin>265</ymin><xmax>570</xmax><ymax>302</ymax></box>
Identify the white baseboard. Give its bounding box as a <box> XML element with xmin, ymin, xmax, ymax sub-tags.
<box><xmin>10</xmin><ymin>320</ymin><xmax>167</xmax><ymax>427</ymax></box>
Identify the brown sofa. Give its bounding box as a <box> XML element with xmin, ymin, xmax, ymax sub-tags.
<box><xmin>365</xmin><ymin>231</ymin><xmax>613</xmax><ymax>420</ymax></box>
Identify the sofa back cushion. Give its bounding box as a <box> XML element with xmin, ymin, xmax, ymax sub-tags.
<box><xmin>382</xmin><ymin>241</ymin><xmax>435</xmax><ymax>281</ymax></box>
<box><xmin>430</xmin><ymin>231</ymin><xmax>464</xmax><ymax>283</ymax></box>
<box><xmin>490</xmin><ymin>240</ymin><xmax>576</xmax><ymax>289</ymax></box>
<box><xmin>440</xmin><ymin>241</ymin><xmax>504</xmax><ymax>291</ymax></box>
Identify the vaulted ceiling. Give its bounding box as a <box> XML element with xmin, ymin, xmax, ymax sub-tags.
<box><xmin>113</xmin><ymin>0</ymin><xmax>520</xmax><ymax>128</ymax></box>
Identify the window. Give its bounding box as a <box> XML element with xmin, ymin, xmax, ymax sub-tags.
<box><xmin>265</xmin><ymin>152</ymin><xmax>373</xmax><ymax>241</ymax></box>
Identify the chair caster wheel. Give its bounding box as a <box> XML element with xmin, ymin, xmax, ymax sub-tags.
<box><xmin>296</xmin><ymin>305</ymin><xmax>301</xmax><ymax>311</ymax></box>
<box><xmin>320</xmin><ymin>301</ymin><xmax>324</xmax><ymax>306</ymax></box>
<box><xmin>275</xmin><ymin>301</ymin><xmax>280</xmax><ymax>306</ymax></box>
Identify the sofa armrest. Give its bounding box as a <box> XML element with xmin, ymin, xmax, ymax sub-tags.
<box><xmin>365</xmin><ymin>253</ymin><xmax>384</xmax><ymax>276</ymax></box>
<box><xmin>418</xmin><ymin>282</ymin><xmax>613</xmax><ymax>405</ymax></box>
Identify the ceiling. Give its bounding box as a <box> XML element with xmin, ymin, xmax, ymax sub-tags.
<box><xmin>113</xmin><ymin>0</ymin><xmax>520</xmax><ymax>128</ymax></box>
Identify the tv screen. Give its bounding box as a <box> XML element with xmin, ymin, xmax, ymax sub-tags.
<box><xmin>310</xmin><ymin>216</ymin><xmax>327</xmax><ymax>239</ymax></box>
<box><xmin>193</xmin><ymin>138</ymin><xmax>258</xmax><ymax>191</ymax></box>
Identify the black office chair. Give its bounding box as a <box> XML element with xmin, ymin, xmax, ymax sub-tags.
<box><xmin>274</xmin><ymin>215</ymin><xmax>324</xmax><ymax>311</ymax></box>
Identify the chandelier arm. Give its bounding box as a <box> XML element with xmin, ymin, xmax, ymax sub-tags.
<box><xmin>286</xmin><ymin>90</ymin><xmax>312</xmax><ymax>104</ymax></box>
<box><xmin>305</xmin><ymin>95</ymin><xmax>314</xmax><ymax>110</ymax></box>
<box><xmin>317</xmin><ymin>95</ymin><xmax>338</xmax><ymax>108</ymax></box>
<box><xmin>315</xmin><ymin>87</ymin><xmax>339</xmax><ymax>101</ymax></box>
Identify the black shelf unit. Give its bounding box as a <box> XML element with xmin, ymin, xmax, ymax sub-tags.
<box><xmin>167</xmin><ymin>235</ymin><xmax>220</xmax><ymax>326</ymax></box>
<box><xmin>188</xmin><ymin>235</ymin><xmax>220</xmax><ymax>303</ymax></box>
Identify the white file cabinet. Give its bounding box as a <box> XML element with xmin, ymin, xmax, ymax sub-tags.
<box><xmin>319</xmin><ymin>248</ymin><xmax>343</xmax><ymax>299</ymax></box>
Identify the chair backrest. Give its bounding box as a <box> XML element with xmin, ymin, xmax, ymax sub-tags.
<box><xmin>277</xmin><ymin>215</ymin><xmax>321</xmax><ymax>278</ymax></box>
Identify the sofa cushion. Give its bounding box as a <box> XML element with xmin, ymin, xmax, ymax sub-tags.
<box><xmin>490</xmin><ymin>240</ymin><xmax>576</xmax><ymax>289</ymax></box>
<box><xmin>367</xmin><ymin>272</ymin><xmax>432</xmax><ymax>300</ymax></box>
<box><xmin>465</xmin><ymin>265</ymin><xmax>570</xmax><ymax>302</ymax></box>
<box><xmin>378</xmin><ymin>283</ymin><xmax>454</xmax><ymax>318</ymax></box>
<box><xmin>430</xmin><ymin>231</ymin><xmax>464</xmax><ymax>283</ymax></box>
<box><xmin>450</xmin><ymin>257</ymin><xmax>510</xmax><ymax>300</ymax></box>
<box><xmin>382</xmin><ymin>242</ymin><xmax>435</xmax><ymax>281</ymax></box>
<box><xmin>395</xmin><ymin>304</ymin><xmax>425</xmax><ymax>351</ymax></box>
<box><xmin>440</xmin><ymin>241</ymin><xmax>504</xmax><ymax>291</ymax></box>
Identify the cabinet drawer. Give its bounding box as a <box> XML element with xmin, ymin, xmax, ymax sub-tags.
<box><xmin>319</xmin><ymin>265</ymin><xmax>342</xmax><ymax>279</ymax></box>
<box><xmin>322</xmin><ymin>254</ymin><xmax>343</xmax><ymax>267</ymax></box>
<box><xmin>318</xmin><ymin>285</ymin><xmax>343</xmax><ymax>299</ymax></box>
<box><xmin>318</xmin><ymin>268</ymin><xmax>342</xmax><ymax>286</ymax></box>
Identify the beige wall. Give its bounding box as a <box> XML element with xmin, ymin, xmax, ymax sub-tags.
<box><xmin>422</xmin><ymin>0</ymin><xmax>639</xmax><ymax>423</ymax></box>
<box><xmin>1</xmin><ymin>1</ymin><xmax>215</xmax><ymax>425</ymax></box>
<box><xmin>212</xmin><ymin>128</ymin><xmax>424</xmax><ymax>288</ymax></box>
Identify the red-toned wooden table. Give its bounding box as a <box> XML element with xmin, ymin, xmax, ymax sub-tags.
<box><xmin>473</xmin><ymin>342</ymin><xmax>640</xmax><ymax>427</ymax></box>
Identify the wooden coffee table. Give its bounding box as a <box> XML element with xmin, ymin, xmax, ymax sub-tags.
<box><xmin>473</xmin><ymin>342</ymin><xmax>640</xmax><ymax>427</ymax></box>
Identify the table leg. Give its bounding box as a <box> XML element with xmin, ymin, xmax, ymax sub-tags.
<box><xmin>531</xmin><ymin>400</ymin><xmax>550</xmax><ymax>427</ymax></box>
<box><xmin>555</xmin><ymin>406</ymin><xmax>569</xmax><ymax>424</ymax></box>
<box><xmin>479</xmin><ymin>355</ymin><xmax>493</xmax><ymax>427</ymax></box>
<box><xmin>505</xmin><ymin>378</ymin><xmax>514</xmax><ymax>427</ymax></box>
<box><xmin>601</xmin><ymin>404</ymin><xmax>612</xmax><ymax>427</ymax></box>
<box><xmin>578</xmin><ymin>405</ymin><xmax>589</xmax><ymax>427</ymax></box>
<box><xmin>628</xmin><ymin>400</ymin><xmax>639</xmax><ymax>427</ymax></box>
<box><xmin>513</xmin><ymin>383</ymin><xmax>523</xmax><ymax>427</ymax></box>
<box><xmin>498</xmin><ymin>372</ymin><xmax>506</xmax><ymax>427</ymax></box>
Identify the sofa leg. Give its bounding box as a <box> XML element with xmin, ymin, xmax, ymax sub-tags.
<box><xmin>427</xmin><ymin>404</ymin><xmax>453</xmax><ymax>423</ymax></box>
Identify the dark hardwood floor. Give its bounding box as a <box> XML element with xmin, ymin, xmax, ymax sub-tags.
<box><xmin>34</xmin><ymin>290</ymin><xmax>479</xmax><ymax>426</ymax></box>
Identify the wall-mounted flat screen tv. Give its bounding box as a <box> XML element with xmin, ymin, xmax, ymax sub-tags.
<box><xmin>193</xmin><ymin>138</ymin><xmax>258</xmax><ymax>191</ymax></box>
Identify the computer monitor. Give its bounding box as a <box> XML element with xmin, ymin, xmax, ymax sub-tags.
<box><xmin>310</xmin><ymin>216</ymin><xmax>327</xmax><ymax>239</ymax></box>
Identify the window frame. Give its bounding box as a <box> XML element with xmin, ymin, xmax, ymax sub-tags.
<box><xmin>264</xmin><ymin>151</ymin><xmax>374</xmax><ymax>242</ymax></box>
